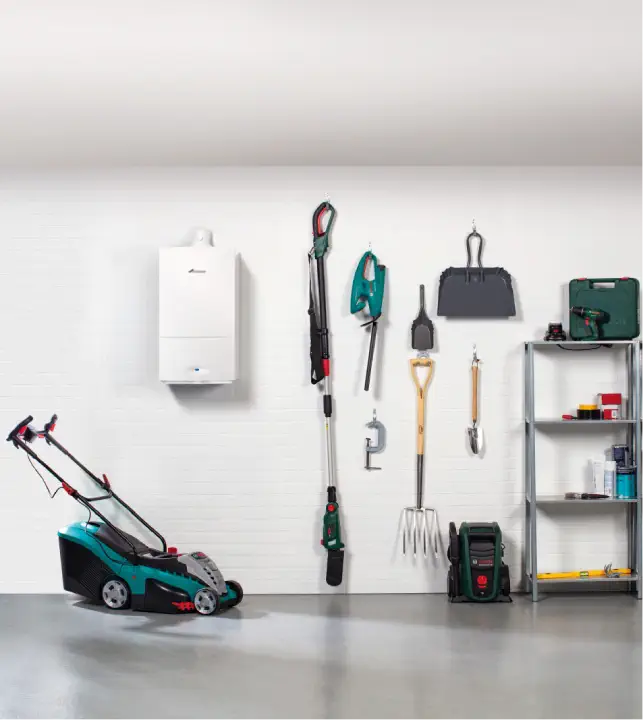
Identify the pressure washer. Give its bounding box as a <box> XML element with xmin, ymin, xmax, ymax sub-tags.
<box><xmin>447</xmin><ymin>521</ymin><xmax>511</xmax><ymax>602</ymax></box>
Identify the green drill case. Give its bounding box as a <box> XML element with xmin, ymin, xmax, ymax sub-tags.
<box><xmin>569</xmin><ymin>278</ymin><xmax>640</xmax><ymax>340</ymax></box>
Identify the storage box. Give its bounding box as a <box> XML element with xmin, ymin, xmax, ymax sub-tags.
<box><xmin>569</xmin><ymin>277</ymin><xmax>640</xmax><ymax>340</ymax></box>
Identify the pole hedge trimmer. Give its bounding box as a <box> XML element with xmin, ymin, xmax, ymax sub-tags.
<box><xmin>308</xmin><ymin>201</ymin><xmax>344</xmax><ymax>586</ymax></box>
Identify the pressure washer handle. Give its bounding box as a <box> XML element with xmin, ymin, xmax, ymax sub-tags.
<box><xmin>7</xmin><ymin>416</ymin><xmax>34</xmax><ymax>443</ymax></box>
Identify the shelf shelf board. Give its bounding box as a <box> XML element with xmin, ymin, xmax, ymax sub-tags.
<box><xmin>532</xmin><ymin>573</ymin><xmax>638</xmax><ymax>584</ymax></box>
<box><xmin>527</xmin><ymin>419</ymin><xmax>635</xmax><ymax>426</ymax></box>
<box><xmin>527</xmin><ymin>340</ymin><xmax>639</xmax><ymax>347</ymax></box>
<box><xmin>531</xmin><ymin>495</ymin><xmax>638</xmax><ymax>504</ymax></box>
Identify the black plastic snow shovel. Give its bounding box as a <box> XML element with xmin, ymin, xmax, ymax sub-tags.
<box><xmin>411</xmin><ymin>285</ymin><xmax>434</xmax><ymax>351</ymax></box>
<box><xmin>437</xmin><ymin>227</ymin><xmax>515</xmax><ymax>318</ymax></box>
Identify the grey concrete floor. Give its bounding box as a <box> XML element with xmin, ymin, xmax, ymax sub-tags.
<box><xmin>0</xmin><ymin>594</ymin><xmax>640</xmax><ymax>719</ymax></box>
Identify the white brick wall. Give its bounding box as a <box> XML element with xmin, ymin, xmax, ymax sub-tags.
<box><xmin>0</xmin><ymin>167</ymin><xmax>640</xmax><ymax>593</ymax></box>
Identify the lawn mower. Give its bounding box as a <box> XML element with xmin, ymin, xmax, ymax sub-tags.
<box><xmin>7</xmin><ymin>414</ymin><xmax>243</xmax><ymax>615</ymax></box>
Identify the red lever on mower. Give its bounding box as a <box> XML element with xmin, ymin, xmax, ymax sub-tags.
<box><xmin>44</xmin><ymin>414</ymin><xmax>58</xmax><ymax>434</ymax></box>
<box><xmin>61</xmin><ymin>482</ymin><xmax>76</xmax><ymax>497</ymax></box>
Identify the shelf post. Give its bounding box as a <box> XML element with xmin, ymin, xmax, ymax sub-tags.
<box><xmin>635</xmin><ymin>342</ymin><xmax>642</xmax><ymax>599</ymax></box>
<box><xmin>526</xmin><ymin>342</ymin><xmax>538</xmax><ymax>601</ymax></box>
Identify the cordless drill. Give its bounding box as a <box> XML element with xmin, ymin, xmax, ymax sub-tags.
<box><xmin>570</xmin><ymin>306</ymin><xmax>608</xmax><ymax>340</ymax></box>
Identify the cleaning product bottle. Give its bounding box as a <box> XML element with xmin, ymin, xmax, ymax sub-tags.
<box><xmin>604</xmin><ymin>460</ymin><xmax>616</xmax><ymax>498</ymax></box>
<box><xmin>592</xmin><ymin>458</ymin><xmax>605</xmax><ymax>494</ymax></box>
<box><xmin>616</xmin><ymin>466</ymin><xmax>636</xmax><ymax>499</ymax></box>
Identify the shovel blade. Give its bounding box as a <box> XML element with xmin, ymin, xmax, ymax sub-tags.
<box><xmin>411</xmin><ymin>321</ymin><xmax>434</xmax><ymax>351</ymax></box>
<box><xmin>411</xmin><ymin>285</ymin><xmax>435</xmax><ymax>351</ymax></box>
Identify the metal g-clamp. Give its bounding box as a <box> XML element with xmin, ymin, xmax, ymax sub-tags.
<box><xmin>365</xmin><ymin>409</ymin><xmax>386</xmax><ymax>471</ymax></box>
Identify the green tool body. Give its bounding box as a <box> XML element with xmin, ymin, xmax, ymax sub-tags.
<box><xmin>570</xmin><ymin>306</ymin><xmax>608</xmax><ymax>341</ymax></box>
<box><xmin>351</xmin><ymin>251</ymin><xmax>386</xmax><ymax>317</ymax></box>
<box><xmin>351</xmin><ymin>251</ymin><xmax>386</xmax><ymax>391</ymax></box>
<box><xmin>322</xmin><ymin>487</ymin><xmax>344</xmax><ymax>553</ymax></box>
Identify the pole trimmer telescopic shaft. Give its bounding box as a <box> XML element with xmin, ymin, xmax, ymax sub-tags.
<box><xmin>309</xmin><ymin>201</ymin><xmax>344</xmax><ymax>586</ymax></box>
<box><xmin>316</xmin><ymin>255</ymin><xmax>332</xmax><ymax>421</ymax></box>
<box><xmin>316</xmin><ymin>245</ymin><xmax>336</xmax><ymax>493</ymax></box>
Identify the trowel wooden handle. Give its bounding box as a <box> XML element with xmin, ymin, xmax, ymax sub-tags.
<box><xmin>472</xmin><ymin>364</ymin><xmax>479</xmax><ymax>424</ymax></box>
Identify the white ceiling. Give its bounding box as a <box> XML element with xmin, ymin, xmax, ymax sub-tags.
<box><xmin>0</xmin><ymin>0</ymin><xmax>640</xmax><ymax>166</ymax></box>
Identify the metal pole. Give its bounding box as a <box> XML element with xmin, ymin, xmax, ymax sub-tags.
<box><xmin>524</xmin><ymin>343</ymin><xmax>531</xmax><ymax>591</ymax></box>
<box><xmin>527</xmin><ymin>342</ymin><xmax>538</xmax><ymax>601</ymax></box>
<box><xmin>316</xmin><ymin>253</ymin><xmax>335</xmax><ymax>490</ymax></box>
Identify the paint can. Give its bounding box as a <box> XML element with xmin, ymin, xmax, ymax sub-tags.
<box><xmin>599</xmin><ymin>393</ymin><xmax>622</xmax><ymax>420</ymax></box>
<box><xmin>578</xmin><ymin>404</ymin><xmax>600</xmax><ymax>420</ymax></box>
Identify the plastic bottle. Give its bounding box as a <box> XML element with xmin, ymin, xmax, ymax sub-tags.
<box><xmin>592</xmin><ymin>458</ymin><xmax>605</xmax><ymax>494</ymax></box>
<box><xmin>604</xmin><ymin>460</ymin><xmax>616</xmax><ymax>497</ymax></box>
<box><xmin>616</xmin><ymin>466</ymin><xmax>636</xmax><ymax>499</ymax></box>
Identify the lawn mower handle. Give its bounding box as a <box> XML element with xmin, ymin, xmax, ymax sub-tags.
<box><xmin>6</xmin><ymin>416</ymin><xmax>34</xmax><ymax>443</ymax></box>
<box><xmin>44</xmin><ymin>414</ymin><xmax>58</xmax><ymax>434</ymax></box>
<box><xmin>8</xmin><ymin>412</ymin><xmax>168</xmax><ymax>554</ymax></box>
<box><xmin>7</xmin><ymin>414</ymin><xmax>57</xmax><ymax>445</ymax></box>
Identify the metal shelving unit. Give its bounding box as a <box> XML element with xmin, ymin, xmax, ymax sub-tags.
<box><xmin>524</xmin><ymin>340</ymin><xmax>642</xmax><ymax>601</ymax></box>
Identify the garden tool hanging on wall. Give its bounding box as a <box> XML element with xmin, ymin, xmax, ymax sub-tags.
<box><xmin>308</xmin><ymin>201</ymin><xmax>344</xmax><ymax>586</ymax></box>
<box><xmin>467</xmin><ymin>346</ymin><xmax>484</xmax><ymax>455</ymax></box>
<box><xmin>351</xmin><ymin>250</ymin><xmax>386</xmax><ymax>391</ymax></box>
<box><xmin>411</xmin><ymin>285</ymin><xmax>434</xmax><ymax>351</ymax></box>
<box><xmin>401</xmin><ymin>284</ymin><xmax>439</xmax><ymax>557</ymax></box>
<box><xmin>437</xmin><ymin>222</ymin><xmax>516</xmax><ymax>318</ymax></box>
<box><xmin>401</xmin><ymin>356</ymin><xmax>439</xmax><ymax>559</ymax></box>
<box><xmin>364</xmin><ymin>409</ymin><xmax>386</xmax><ymax>471</ymax></box>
